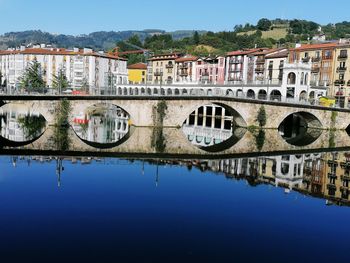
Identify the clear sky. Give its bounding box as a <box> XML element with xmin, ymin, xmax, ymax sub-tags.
<box><xmin>0</xmin><ymin>0</ymin><xmax>349</xmax><ymax>35</ymax></box>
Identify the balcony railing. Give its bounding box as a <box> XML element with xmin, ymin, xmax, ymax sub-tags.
<box><xmin>337</xmin><ymin>67</ymin><xmax>347</xmax><ymax>72</ymax></box>
<box><xmin>256</xmin><ymin>58</ymin><xmax>265</xmax><ymax>64</ymax></box>
<box><xmin>338</xmin><ymin>54</ymin><xmax>348</xmax><ymax>60</ymax></box>
<box><xmin>229</xmin><ymin>59</ymin><xmax>242</xmax><ymax>64</ymax></box>
<box><xmin>255</xmin><ymin>67</ymin><xmax>264</xmax><ymax>72</ymax></box>
<box><xmin>322</xmin><ymin>56</ymin><xmax>333</xmax><ymax>60</ymax></box>
<box><xmin>312</xmin><ymin>57</ymin><xmax>321</xmax><ymax>62</ymax></box>
<box><xmin>311</xmin><ymin>66</ymin><xmax>320</xmax><ymax>73</ymax></box>
<box><xmin>154</xmin><ymin>71</ymin><xmax>163</xmax><ymax>77</ymax></box>
<box><xmin>165</xmin><ymin>64</ymin><xmax>174</xmax><ymax>68</ymax></box>
<box><xmin>334</xmin><ymin>79</ymin><xmax>345</xmax><ymax>86</ymax></box>
<box><xmin>302</xmin><ymin>57</ymin><xmax>310</xmax><ymax>63</ymax></box>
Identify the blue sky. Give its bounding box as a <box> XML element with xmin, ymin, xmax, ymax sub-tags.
<box><xmin>0</xmin><ymin>0</ymin><xmax>349</xmax><ymax>35</ymax></box>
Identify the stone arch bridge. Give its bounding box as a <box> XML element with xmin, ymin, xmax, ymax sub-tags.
<box><xmin>0</xmin><ymin>95</ymin><xmax>349</xmax><ymax>130</ymax></box>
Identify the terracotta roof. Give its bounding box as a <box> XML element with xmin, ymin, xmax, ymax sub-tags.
<box><xmin>0</xmin><ymin>47</ymin><xmax>127</xmax><ymax>60</ymax></box>
<box><xmin>175</xmin><ymin>56</ymin><xmax>198</xmax><ymax>62</ymax></box>
<box><xmin>148</xmin><ymin>53</ymin><xmax>180</xmax><ymax>61</ymax></box>
<box><xmin>265</xmin><ymin>50</ymin><xmax>289</xmax><ymax>59</ymax></box>
<box><xmin>227</xmin><ymin>48</ymin><xmax>261</xmax><ymax>56</ymax></box>
<box><xmin>291</xmin><ymin>42</ymin><xmax>337</xmax><ymax>51</ymax></box>
<box><xmin>128</xmin><ymin>62</ymin><xmax>147</xmax><ymax>70</ymax></box>
<box><xmin>252</xmin><ymin>48</ymin><xmax>282</xmax><ymax>56</ymax></box>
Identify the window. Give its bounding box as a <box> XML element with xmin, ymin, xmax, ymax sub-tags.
<box><xmin>339</xmin><ymin>73</ymin><xmax>345</xmax><ymax>80</ymax></box>
<box><xmin>315</xmin><ymin>51</ymin><xmax>320</xmax><ymax>58</ymax></box>
<box><xmin>340</xmin><ymin>49</ymin><xmax>348</xmax><ymax>57</ymax></box>
<box><xmin>304</xmin><ymin>52</ymin><xmax>309</xmax><ymax>58</ymax></box>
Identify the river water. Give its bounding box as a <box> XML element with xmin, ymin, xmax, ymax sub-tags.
<box><xmin>0</xmin><ymin>103</ymin><xmax>349</xmax><ymax>262</ymax></box>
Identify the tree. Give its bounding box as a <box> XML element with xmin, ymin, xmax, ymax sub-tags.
<box><xmin>19</xmin><ymin>59</ymin><xmax>46</xmax><ymax>92</ymax></box>
<box><xmin>257</xmin><ymin>106</ymin><xmax>267</xmax><ymax>127</ymax></box>
<box><xmin>193</xmin><ymin>31</ymin><xmax>200</xmax><ymax>45</ymax></box>
<box><xmin>257</xmin><ymin>18</ymin><xmax>272</xmax><ymax>31</ymax></box>
<box><xmin>52</xmin><ymin>68</ymin><xmax>70</xmax><ymax>92</ymax></box>
<box><xmin>127</xmin><ymin>34</ymin><xmax>143</xmax><ymax>48</ymax></box>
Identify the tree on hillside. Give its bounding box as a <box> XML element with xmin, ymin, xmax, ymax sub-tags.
<box><xmin>52</xmin><ymin>68</ymin><xmax>70</xmax><ymax>92</ymax></box>
<box><xmin>127</xmin><ymin>34</ymin><xmax>143</xmax><ymax>48</ymax></box>
<box><xmin>193</xmin><ymin>31</ymin><xmax>200</xmax><ymax>45</ymax></box>
<box><xmin>257</xmin><ymin>18</ymin><xmax>272</xmax><ymax>31</ymax></box>
<box><xmin>19</xmin><ymin>59</ymin><xmax>46</xmax><ymax>92</ymax></box>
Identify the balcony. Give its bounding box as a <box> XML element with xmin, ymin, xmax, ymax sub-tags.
<box><xmin>229</xmin><ymin>68</ymin><xmax>241</xmax><ymax>73</ymax></box>
<box><xmin>312</xmin><ymin>57</ymin><xmax>321</xmax><ymax>62</ymax></box>
<box><xmin>179</xmin><ymin>64</ymin><xmax>188</xmax><ymax>69</ymax></box>
<box><xmin>337</xmin><ymin>67</ymin><xmax>347</xmax><ymax>72</ymax></box>
<box><xmin>154</xmin><ymin>71</ymin><xmax>163</xmax><ymax>77</ymax></box>
<box><xmin>256</xmin><ymin>58</ymin><xmax>265</xmax><ymax>64</ymax></box>
<box><xmin>202</xmin><ymin>72</ymin><xmax>209</xmax><ymax>76</ymax></box>
<box><xmin>322</xmin><ymin>55</ymin><xmax>333</xmax><ymax>60</ymax></box>
<box><xmin>338</xmin><ymin>54</ymin><xmax>348</xmax><ymax>60</ymax></box>
<box><xmin>302</xmin><ymin>57</ymin><xmax>310</xmax><ymax>63</ymax></box>
<box><xmin>334</xmin><ymin>79</ymin><xmax>345</xmax><ymax>86</ymax></box>
<box><xmin>165</xmin><ymin>64</ymin><xmax>174</xmax><ymax>68</ymax></box>
<box><xmin>347</xmin><ymin>80</ymin><xmax>350</xmax><ymax>86</ymax></box>
<box><xmin>255</xmin><ymin>67</ymin><xmax>264</xmax><ymax>73</ymax></box>
<box><xmin>229</xmin><ymin>59</ymin><xmax>242</xmax><ymax>64</ymax></box>
<box><xmin>179</xmin><ymin>71</ymin><xmax>188</xmax><ymax>76</ymax></box>
<box><xmin>311</xmin><ymin>66</ymin><xmax>320</xmax><ymax>73</ymax></box>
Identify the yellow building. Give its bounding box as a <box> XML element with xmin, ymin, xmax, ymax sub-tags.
<box><xmin>128</xmin><ymin>63</ymin><xmax>147</xmax><ymax>84</ymax></box>
<box><xmin>148</xmin><ymin>53</ymin><xmax>179</xmax><ymax>84</ymax></box>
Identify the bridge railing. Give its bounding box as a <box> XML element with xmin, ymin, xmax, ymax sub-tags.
<box><xmin>0</xmin><ymin>85</ymin><xmax>334</xmax><ymax>108</ymax></box>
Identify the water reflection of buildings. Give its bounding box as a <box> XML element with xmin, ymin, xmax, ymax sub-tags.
<box><xmin>73</xmin><ymin>106</ymin><xmax>129</xmax><ymax>143</ymax></box>
<box><xmin>0</xmin><ymin>108</ymin><xmax>41</xmax><ymax>142</ymax></box>
<box><xmin>182</xmin><ymin>105</ymin><xmax>233</xmax><ymax>147</ymax></box>
<box><xmin>7</xmin><ymin>151</ymin><xmax>350</xmax><ymax>206</ymax></box>
<box><xmin>195</xmin><ymin>152</ymin><xmax>350</xmax><ymax>206</ymax></box>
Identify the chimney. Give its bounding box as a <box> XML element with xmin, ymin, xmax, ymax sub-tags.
<box><xmin>295</xmin><ymin>43</ymin><xmax>302</xmax><ymax>48</ymax></box>
<box><xmin>20</xmin><ymin>46</ymin><xmax>25</xmax><ymax>51</ymax></box>
<box><xmin>73</xmin><ymin>47</ymin><xmax>79</xmax><ymax>53</ymax></box>
<box><xmin>40</xmin><ymin>44</ymin><xmax>46</xmax><ymax>48</ymax></box>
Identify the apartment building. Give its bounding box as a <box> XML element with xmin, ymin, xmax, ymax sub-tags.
<box><xmin>264</xmin><ymin>49</ymin><xmax>288</xmax><ymax>84</ymax></box>
<box><xmin>0</xmin><ymin>44</ymin><xmax>128</xmax><ymax>92</ymax></box>
<box><xmin>174</xmin><ymin>55</ymin><xmax>197</xmax><ymax>84</ymax></box>
<box><xmin>332</xmin><ymin>44</ymin><xmax>350</xmax><ymax>107</ymax></box>
<box><xmin>196</xmin><ymin>56</ymin><xmax>225</xmax><ymax>85</ymax></box>
<box><xmin>148</xmin><ymin>53</ymin><xmax>179</xmax><ymax>84</ymax></box>
<box><xmin>128</xmin><ymin>62</ymin><xmax>147</xmax><ymax>84</ymax></box>
<box><xmin>288</xmin><ymin>43</ymin><xmax>337</xmax><ymax>89</ymax></box>
<box><xmin>225</xmin><ymin>49</ymin><xmax>260</xmax><ymax>84</ymax></box>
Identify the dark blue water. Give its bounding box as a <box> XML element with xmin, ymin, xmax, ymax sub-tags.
<box><xmin>0</xmin><ymin>157</ymin><xmax>349</xmax><ymax>263</ymax></box>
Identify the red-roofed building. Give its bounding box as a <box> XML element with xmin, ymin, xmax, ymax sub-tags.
<box><xmin>0</xmin><ymin>44</ymin><xmax>128</xmax><ymax>92</ymax></box>
<box><xmin>289</xmin><ymin>43</ymin><xmax>337</xmax><ymax>88</ymax></box>
<box><xmin>196</xmin><ymin>56</ymin><xmax>226</xmax><ymax>85</ymax></box>
<box><xmin>147</xmin><ymin>53</ymin><xmax>180</xmax><ymax>84</ymax></box>
<box><xmin>175</xmin><ymin>55</ymin><xmax>198</xmax><ymax>83</ymax></box>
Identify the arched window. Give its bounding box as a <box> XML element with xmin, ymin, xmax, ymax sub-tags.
<box><xmin>287</xmin><ymin>72</ymin><xmax>296</xmax><ymax>85</ymax></box>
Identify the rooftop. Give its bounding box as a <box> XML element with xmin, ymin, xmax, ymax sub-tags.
<box><xmin>128</xmin><ymin>62</ymin><xmax>147</xmax><ymax>70</ymax></box>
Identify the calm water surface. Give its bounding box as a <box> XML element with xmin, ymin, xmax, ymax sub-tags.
<box><xmin>0</xmin><ymin>154</ymin><xmax>349</xmax><ymax>263</ymax></box>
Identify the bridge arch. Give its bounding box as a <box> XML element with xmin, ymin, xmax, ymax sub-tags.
<box><xmin>270</xmin><ymin>90</ymin><xmax>282</xmax><ymax>101</ymax></box>
<box><xmin>278</xmin><ymin>111</ymin><xmax>323</xmax><ymax>146</ymax></box>
<box><xmin>247</xmin><ymin>89</ymin><xmax>255</xmax><ymax>99</ymax></box>
<box><xmin>258</xmin><ymin>89</ymin><xmax>267</xmax><ymax>100</ymax></box>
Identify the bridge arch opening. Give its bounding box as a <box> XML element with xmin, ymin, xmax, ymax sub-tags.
<box><xmin>167</xmin><ymin>88</ymin><xmax>172</xmax><ymax>95</ymax></box>
<box><xmin>182</xmin><ymin>89</ymin><xmax>188</xmax><ymax>95</ymax></box>
<box><xmin>247</xmin><ymin>89</ymin><xmax>255</xmax><ymax>99</ymax></box>
<box><xmin>226</xmin><ymin>89</ymin><xmax>234</xmax><ymax>96</ymax></box>
<box><xmin>0</xmin><ymin>103</ymin><xmax>47</xmax><ymax>147</ymax></box>
<box><xmin>71</xmin><ymin>103</ymin><xmax>133</xmax><ymax>149</ymax></box>
<box><xmin>278</xmin><ymin>111</ymin><xmax>322</xmax><ymax>146</ymax></box>
<box><xmin>299</xmin><ymin>90</ymin><xmax>307</xmax><ymax>101</ymax></box>
<box><xmin>258</xmin><ymin>89</ymin><xmax>267</xmax><ymax>100</ymax></box>
<box><xmin>270</xmin><ymin>90</ymin><xmax>282</xmax><ymax>101</ymax></box>
<box><xmin>175</xmin><ymin>89</ymin><xmax>180</xmax><ymax>95</ymax></box>
<box><xmin>182</xmin><ymin>103</ymin><xmax>247</xmax><ymax>152</ymax></box>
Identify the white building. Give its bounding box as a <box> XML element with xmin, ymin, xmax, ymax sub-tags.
<box><xmin>0</xmin><ymin>44</ymin><xmax>128</xmax><ymax>93</ymax></box>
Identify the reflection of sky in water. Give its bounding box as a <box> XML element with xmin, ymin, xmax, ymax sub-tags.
<box><xmin>0</xmin><ymin>107</ymin><xmax>46</xmax><ymax>142</ymax></box>
<box><xmin>73</xmin><ymin>106</ymin><xmax>130</xmax><ymax>144</ymax></box>
<box><xmin>0</xmin><ymin>152</ymin><xmax>350</xmax><ymax>262</ymax></box>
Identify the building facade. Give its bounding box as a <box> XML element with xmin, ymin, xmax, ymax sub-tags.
<box><xmin>128</xmin><ymin>63</ymin><xmax>147</xmax><ymax>84</ymax></box>
<box><xmin>174</xmin><ymin>55</ymin><xmax>197</xmax><ymax>84</ymax></box>
<box><xmin>148</xmin><ymin>53</ymin><xmax>179</xmax><ymax>84</ymax></box>
<box><xmin>0</xmin><ymin>44</ymin><xmax>128</xmax><ymax>93</ymax></box>
<box><xmin>196</xmin><ymin>56</ymin><xmax>225</xmax><ymax>85</ymax></box>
